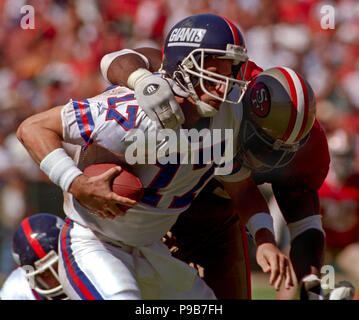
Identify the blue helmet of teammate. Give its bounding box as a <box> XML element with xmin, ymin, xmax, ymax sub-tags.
<box><xmin>12</xmin><ymin>213</ymin><xmax>67</xmax><ymax>299</ymax></box>
<box><xmin>161</xmin><ymin>14</ymin><xmax>249</xmax><ymax>116</ymax></box>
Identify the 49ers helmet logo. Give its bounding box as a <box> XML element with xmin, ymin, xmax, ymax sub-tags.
<box><xmin>250</xmin><ymin>82</ymin><xmax>270</xmax><ymax>117</ymax></box>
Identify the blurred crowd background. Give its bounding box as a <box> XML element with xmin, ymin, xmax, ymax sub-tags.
<box><xmin>0</xmin><ymin>0</ymin><xmax>359</xmax><ymax>296</ymax></box>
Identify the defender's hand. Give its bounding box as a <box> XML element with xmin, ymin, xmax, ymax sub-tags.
<box><xmin>69</xmin><ymin>166</ymin><xmax>137</xmax><ymax>220</ymax></box>
<box><xmin>129</xmin><ymin>69</ymin><xmax>187</xmax><ymax>130</ymax></box>
<box><xmin>256</xmin><ymin>242</ymin><xmax>295</xmax><ymax>291</ymax></box>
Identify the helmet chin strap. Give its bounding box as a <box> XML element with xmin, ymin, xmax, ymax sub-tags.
<box><xmin>183</xmin><ymin>72</ymin><xmax>218</xmax><ymax>117</ymax></box>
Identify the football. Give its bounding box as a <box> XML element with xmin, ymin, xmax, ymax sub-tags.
<box><xmin>83</xmin><ymin>163</ymin><xmax>143</xmax><ymax>211</ymax></box>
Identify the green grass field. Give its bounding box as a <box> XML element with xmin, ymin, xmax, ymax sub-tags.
<box><xmin>251</xmin><ymin>272</ymin><xmax>280</xmax><ymax>299</ymax></box>
<box><xmin>1</xmin><ymin>270</ymin><xmax>357</xmax><ymax>300</ymax></box>
<box><xmin>251</xmin><ymin>271</ymin><xmax>359</xmax><ymax>300</ymax></box>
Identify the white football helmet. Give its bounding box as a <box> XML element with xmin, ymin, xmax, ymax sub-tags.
<box><xmin>239</xmin><ymin>67</ymin><xmax>316</xmax><ymax>172</ymax></box>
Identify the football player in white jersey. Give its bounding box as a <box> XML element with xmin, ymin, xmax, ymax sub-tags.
<box><xmin>100</xmin><ymin>31</ymin><xmax>319</xmax><ymax>300</ymax></box>
<box><xmin>0</xmin><ymin>213</ymin><xmax>68</xmax><ymax>300</ymax></box>
<box><xmin>16</xmin><ymin>14</ymin><xmax>295</xmax><ymax>299</ymax></box>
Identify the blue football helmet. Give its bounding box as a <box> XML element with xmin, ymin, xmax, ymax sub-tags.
<box><xmin>12</xmin><ymin>213</ymin><xmax>67</xmax><ymax>299</ymax></box>
<box><xmin>161</xmin><ymin>14</ymin><xmax>249</xmax><ymax>116</ymax></box>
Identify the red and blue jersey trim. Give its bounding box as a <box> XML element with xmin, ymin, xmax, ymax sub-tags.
<box><xmin>60</xmin><ymin>220</ymin><xmax>103</xmax><ymax>300</ymax></box>
<box><xmin>102</xmin><ymin>85</ymin><xmax>119</xmax><ymax>93</ymax></box>
<box><xmin>31</xmin><ymin>289</ymin><xmax>44</xmax><ymax>300</ymax></box>
<box><xmin>72</xmin><ymin>99</ymin><xmax>95</xmax><ymax>150</ymax></box>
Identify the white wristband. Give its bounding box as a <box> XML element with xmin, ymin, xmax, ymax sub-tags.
<box><xmin>127</xmin><ymin>68</ymin><xmax>153</xmax><ymax>89</ymax></box>
<box><xmin>287</xmin><ymin>215</ymin><xmax>325</xmax><ymax>242</ymax></box>
<box><xmin>100</xmin><ymin>49</ymin><xmax>150</xmax><ymax>84</ymax></box>
<box><xmin>40</xmin><ymin>148</ymin><xmax>83</xmax><ymax>192</ymax></box>
<box><xmin>246</xmin><ymin>213</ymin><xmax>274</xmax><ymax>238</ymax></box>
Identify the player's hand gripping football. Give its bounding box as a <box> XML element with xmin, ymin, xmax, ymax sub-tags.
<box><xmin>132</xmin><ymin>71</ymin><xmax>188</xmax><ymax>130</ymax></box>
<box><xmin>68</xmin><ymin>166</ymin><xmax>137</xmax><ymax>220</ymax></box>
<box><xmin>255</xmin><ymin>229</ymin><xmax>296</xmax><ymax>291</ymax></box>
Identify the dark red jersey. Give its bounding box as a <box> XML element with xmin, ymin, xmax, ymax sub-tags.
<box><xmin>242</xmin><ymin>60</ymin><xmax>263</xmax><ymax>81</ymax></box>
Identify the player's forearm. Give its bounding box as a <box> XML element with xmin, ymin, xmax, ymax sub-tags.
<box><xmin>231</xmin><ymin>182</ymin><xmax>270</xmax><ymax>225</ymax></box>
<box><xmin>16</xmin><ymin>107</ymin><xmax>64</xmax><ymax>164</ymax></box>
<box><xmin>221</xmin><ymin>177</ymin><xmax>275</xmax><ymax>244</ymax></box>
<box><xmin>17</xmin><ymin>106</ymin><xmax>84</xmax><ymax>193</ymax></box>
<box><xmin>272</xmin><ymin>185</ymin><xmax>320</xmax><ymax>220</ymax></box>
<box><xmin>105</xmin><ymin>53</ymin><xmax>149</xmax><ymax>86</ymax></box>
<box><xmin>102</xmin><ymin>47</ymin><xmax>162</xmax><ymax>86</ymax></box>
<box><xmin>102</xmin><ymin>48</ymin><xmax>161</xmax><ymax>86</ymax></box>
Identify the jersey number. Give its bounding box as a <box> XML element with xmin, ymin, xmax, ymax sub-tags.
<box><xmin>105</xmin><ymin>96</ymin><xmax>138</xmax><ymax>130</ymax></box>
<box><xmin>142</xmin><ymin>160</ymin><xmax>216</xmax><ymax>209</ymax></box>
